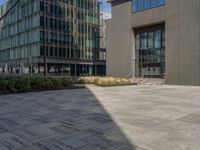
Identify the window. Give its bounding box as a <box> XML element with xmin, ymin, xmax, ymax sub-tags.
<box><xmin>154</xmin><ymin>30</ymin><xmax>161</xmax><ymax>49</ymax></box>
<box><xmin>141</xmin><ymin>32</ymin><xmax>148</xmax><ymax>50</ymax></box>
<box><xmin>144</xmin><ymin>0</ymin><xmax>151</xmax><ymax>9</ymax></box>
<box><xmin>40</xmin><ymin>46</ymin><xmax>44</xmax><ymax>56</ymax></box>
<box><xmin>158</xmin><ymin>0</ymin><xmax>165</xmax><ymax>6</ymax></box>
<box><xmin>148</xmin><ymin>32</ymin><xmax>154</xmax><ymax>49</ymax></box>
<box><xmin>162</xmin><ymin>29</ymin><xmax>165</xmax><ymax>48</ymax></box>
<box><xmin>55</xmin><ymin>47</ymin><xmax>58</xmax><ymax>57</ymax></box>
<box><xmin>151</xmin><ymin>0</ymin><xmax>157</xmax><ymax>7</ymax></box>
<box><xmin>132</xmin><ymin>0</ymin><xmax>137</xmax><ymax>12</ymax></box>
<box><xmin>132</xmin><ymin>0</ymin><xmax>165</xmax><ymax>13</ymax></box>
<box><xmin>135</xmin><ymin>25</ymin><xmax>165</xmax><ymax>78</ymax></box>
<box><xmin>50</xmin><ymin>47</ymin><xmax>54</xmax><ymax>57</ymax></box>
<box><xmin>138</xmin><ymin>0</ymin><xmax>144</xmax><ymax>11</ymax></box>
<box><xmin>46</xmin><ymin>46</ymin><xmax>49</xmax><ymax>56</ymax></box>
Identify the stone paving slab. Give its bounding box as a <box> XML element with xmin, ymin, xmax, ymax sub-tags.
<box><xmin>0</xmin><ymin>85</ymin><xmax>200</xmax><ymax>149</ymax></box>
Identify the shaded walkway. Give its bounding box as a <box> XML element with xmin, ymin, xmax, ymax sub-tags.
<box><xmin>0</xmin><ymin>88</ymin><xmax>136</xmax><ymax>150</ymax></box>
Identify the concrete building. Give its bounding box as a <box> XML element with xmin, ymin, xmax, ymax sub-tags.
<box><xmin>0</xmin><ymin>0</ymin><xmax>106</xmax><ymax>76</ymax></box>
<box><xmin>107</xmin><ymin>0</ymin><xmax>200</xmax><ymax>85</ymax></box>
<box><xmin>100</xmin><ymin>11</ymin><xmax>111</xmax><ymax>50</ymax></box>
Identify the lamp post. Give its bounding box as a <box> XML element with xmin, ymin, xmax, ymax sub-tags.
<box><xmin>43</xmin><ymin>0</ymin><xmax>47</xmax><ymax>76</ymax></box>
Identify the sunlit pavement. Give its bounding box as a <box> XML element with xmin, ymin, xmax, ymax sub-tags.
<box><xmin>0</xmin><ymin>85</ymin><xmax>200</xmax><ymax>150</ymax></box>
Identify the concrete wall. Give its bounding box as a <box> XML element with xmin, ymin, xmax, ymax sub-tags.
<box><xmin>107</xmin><ymin>1</ymin><xmax>166</xmax><ymax>78</ymax></box>
<box><xmin>106</xmin><ymin>0</ymin><xmax>133</xmax><ymax>78</ymax></box>
<box><xmin>131</xmin><ymin>6</ymin><xmax>165</xmax><ymax>28</ymax></box>
<box><xmin>107</xmin><ymin>0</ymin><xmax>200</xmax><ymax>85</ymax></box>
<box><xmin>165</xmin><ymin>0</ymin><xmax>200</xmax><ymax>85</ymax></box>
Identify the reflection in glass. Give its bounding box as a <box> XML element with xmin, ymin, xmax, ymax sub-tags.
<box><xmin>138</xmin><ymin>0</ymin><xmax>144</xmax><ymax>11</ymax></box>
<box><xmin>154</xmin><ymin>30</ymin><xmax>161</xmax><ymax>49</ymax></box>
<box><xmin>135</xmin><ymin>26</ymin><xmax>165</xmax><ymax>78</ymax></box>
<box><xmin>148</xmin><ymin>32</ymin><xmax>154</xmax><ymax>49</ymax></box>
<box><xmin>144</xmin><ymin>0</ymin><xmax>151</xmax><ymax>9</ymax></box>
<box><xmin>136</xmin><ymin>34</ymin><xmax>140</xmax><ymax>50</ymax></box>
<box><xmin>158</xmin><ymin>0</ymin><xmax>165</xmax><ymax>6</ymax></box>
<box><xmin>132</xmin><ymin>0</ymin><xmax>165</xmax><ymax>13</ymax></box>
<box><xmin>151</xmin><ymin>0</ymin><xmax>157</xmax><ymax>7</ymax></box>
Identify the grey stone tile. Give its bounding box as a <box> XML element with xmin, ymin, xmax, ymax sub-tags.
<box><xmin>147</xmin><ymin>134</ymin><xmax>191</xmax><ymax>150</ymax></box>
<box><xmin>178</xmin><ymin>113</ymin><xmax>200</xmax><ymax>124</ymax></box>
<box><xmin>0</xmin><ymin>132</ymin><xmax>33</xmax><ymax>149</ymax></box>
<box><xmin>61</xmin><ymin>138</ymin><xmax>87</xmax><ymax>148</ymax></box>
<box><xmin>13</xmin><ymin>123</ymin><xmax>61</xmax><ymax>141</ymax></box>
<box><xmin>0</xmin><ymin>85</ymin><xmax>200</xmax><ymax>149</ymax></box>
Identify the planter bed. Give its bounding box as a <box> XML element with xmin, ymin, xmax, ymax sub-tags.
<box><xmin>77</xmin><ymin>77</ymin><xmax>134</xmax><ymax>86</ymax></box>
<box><xmin>95</xmin><ymin>83</ymin><xmax>137</xmax><ymax>87</ymax></box>
<box><xmin>0</xmin><ymin>76</ymin><xmax>135</xmax><ymax>94</ymax></box>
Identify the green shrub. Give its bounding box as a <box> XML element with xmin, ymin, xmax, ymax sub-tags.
<box><xmin>31</xmin><ymin>77</ymin><xmax>56</xmax><ymax>89</ymax></box>
<box><xmin>0</xmin><ymin>76</ymin><xmax>75</xmax><ymax>94</ymax></box>
<box><xmin>62</xmin><ymin>77</ymin><xmax>75</xmax><ymax>87</ymax></box>
<box><xmin>5</xmin><ymin>77</ymin><xmax>16</xmax><ymax>92</ymax></box>
<box><xmin>0</xmin><ymin>78</ymin><xmax>8</xmax><ymax>93</ymax></box>
<box><xmin>31</xmin><ymin>77</ymin><xmax>48</xmax><ymax>89</ymax></box>
<box><xmin>14</xmin><ymin>77</ymin><xmax>31</xmax><ymax>92</ymax></box>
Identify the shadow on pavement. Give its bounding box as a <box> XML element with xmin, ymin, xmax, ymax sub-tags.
<box><xmin>0</xmin><ymin>88</ymin><xmax>136</xmax><ymax>150</ymax></box>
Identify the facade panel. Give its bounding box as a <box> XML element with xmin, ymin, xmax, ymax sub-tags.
<box><xmin>106</xmin><ymin>0</ymin><xmax>133</xmax><ymax>78</ymax></box>
<box><xmin>165</xmin><ymin>0</ymin><xmax>200</xmax><ymax>85</ymax></box>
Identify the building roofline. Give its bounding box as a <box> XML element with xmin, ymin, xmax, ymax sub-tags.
<box><xmin>106</xmin><ymin>0</ymin><xmax>114</xmax><ymax>3</ymax></box>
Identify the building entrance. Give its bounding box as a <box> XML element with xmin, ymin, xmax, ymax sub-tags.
<box><xmin>135</xmin><ymin>24</ymin><xmax>165</xmax><ymax>78</ymax></box>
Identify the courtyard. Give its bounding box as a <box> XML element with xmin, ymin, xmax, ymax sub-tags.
<box><xmin>0</xmin><ymin>85</ymin><xmax>200</xmax><ymax>150</ymax></box>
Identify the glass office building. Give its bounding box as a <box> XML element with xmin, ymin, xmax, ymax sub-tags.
<box><xmin>0</xmin><ymin>0</ymin><xmax>106</xmax><ymax>76</ymax></box>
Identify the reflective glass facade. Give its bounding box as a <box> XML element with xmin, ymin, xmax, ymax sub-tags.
<box><xmin>0</xmin><ymin>0</ymin><xmax>105</xmax><ymax>76</ymax></box>
<box><xmin>132</xmin><ymin>0</ymin><xmax>165</xmax><ymax>13</ymax></box>
<box><xmin>0</xmin><ymin>0</ymin><xmax>40</xmax><ymax>62</ymax></box>
<box><xmin>135</xmin><ymin>24</ymin><xmax>165</xmax><ymax>78</ymax></box>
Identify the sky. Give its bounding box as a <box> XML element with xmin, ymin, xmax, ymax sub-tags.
<box><xmin>0</xmin><ymin>0</ymin><xmax>111</xmax><ymax>12</ymax></box>
<box><xmin>0</xmin><ymin>0</ymin><xmax>7</xmax><ymax>5</ymax></box>
<box><xmin>98</xmin><ymin>0</ymin><xmax>111</xmax><ymax>13</ymax></box>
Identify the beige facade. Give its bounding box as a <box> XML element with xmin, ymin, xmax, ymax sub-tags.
<box><xmin>107</xmin><ymin>0</ymin><xmax>200</xmax><ymax>85</ymax></box>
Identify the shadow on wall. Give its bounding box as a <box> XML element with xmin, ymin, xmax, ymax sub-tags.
<box><xmin>0</xmin><ymin>88</ymin><xmax>137</xmax><ymax>149</ymax></box>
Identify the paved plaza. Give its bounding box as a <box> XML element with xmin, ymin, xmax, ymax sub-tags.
<box><xmin>0</xmin><ymin>85</ymin><xmax>200</xmax><ymax>150</ymax></box>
